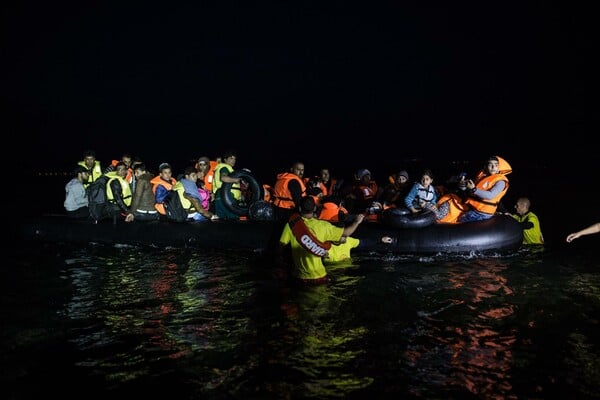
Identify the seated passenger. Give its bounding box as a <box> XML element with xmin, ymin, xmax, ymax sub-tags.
<box><xmin>380</xmin><ymin>170</ymin><xmax>410</xmax><ymax>207</ymax></box>
<box><xmin>125</xmin><ymin>163</ymin><xmax>159</xmax><ymax>222</ymax></box>
<box><xmin>212</xmin><ymin>150</ymin><xmax>243</xmax><ymax>220</ymax></box>
<box><xmin>64</xmin><ymin>165</ymin><xmax>90</xmax><ymax>219</ymax></box>
<box><xmin>272</xmin><ymin>161</ymin><xmax>306</xmax><ymax>221</ymax></box>
<box><xmin>105</xmin><ymin>162</ymin><xmax>133</xmax><ymax>220</ymax></box>
<box><xmin>345</xmin><ymin>168</ymin><xmax>382</xmax><ymax>214</ymax></box>
<box><xmin>404</xmin><ymin>169</ymin><xmax>438</xmax><ymax>214</ymax></box>
<box><xmin>436</xmin><ymin>156</ymin><xmax>512</xmax><ymax>224</ymax></box>
<box><xmin>173</xmin><ymin>166</ymin><xmax>215</xmax><ymax>221</ymax></box>
<box><xmin>150</xmin><ymin>162</ymin><xmax>177</xmax><ymax>217</ymax></box>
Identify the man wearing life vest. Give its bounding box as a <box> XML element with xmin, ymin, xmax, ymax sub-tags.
<box><xmin>212</xmin><ymin>150</ymin><xmax>242</xmax><ymax>220</ymax></box>
<box><xmin>105</xmin><ymin>153</ymin><xmax>134</xmax><ymax>185</ymax></box>
<box><xmin>105</xmin><ymin>162</ymin><xmax>133</xmax><ymax>218</ymax></box>
<box><xmin>77</xmin><ymin>149</ymin><xmax>103</xmax><ymax>188</ymax></box>
<box><xmin>272</xmin><ymin>162</ymin><xmax>306</xmax><ymax>221</ymax></box>
<box><xmin>510</xmin><ymin>197</ymin><xmax>544</xmax><ymax>244</ymax></box>
<box><xmin>278</xmin><ymin>196</ymin><xmax>365</xmax><ymax>283</ymax></box>
<box><xmin>150</xmin><ymin>162</ymin><xmax>177</xmax><ymax>215</ymax></box>
<box><xmin>436</xmin><ymin>155</ymin><xmax>512</xmax><ymax>224</ymax></box>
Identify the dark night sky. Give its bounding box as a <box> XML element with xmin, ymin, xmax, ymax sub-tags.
<box><xmin>2</xmin><ymin>2</ymin><xmax>595</xmax><ymax>180</ymax></box>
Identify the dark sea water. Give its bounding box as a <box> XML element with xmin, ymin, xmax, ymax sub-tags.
<box><xmin>5</xmin><ymin>169</ymin><xmax>600</xmax><ymax>399</ymax></box>
<box><xmin>4</xmin><ymin>240</ymin><xmax>600</xmax><ymax>399</ymax></box>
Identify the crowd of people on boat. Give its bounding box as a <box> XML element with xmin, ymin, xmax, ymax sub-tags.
<box><xmin>64</xmin><ymin>149</ymin><xmax>552</xmax><ymax>283</ymax></box>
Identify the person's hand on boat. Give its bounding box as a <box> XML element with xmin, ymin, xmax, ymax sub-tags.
<box><xmin>125</xmin><ymin>213</ymin><xmax>134</xmax><ymax>222</ymax></box>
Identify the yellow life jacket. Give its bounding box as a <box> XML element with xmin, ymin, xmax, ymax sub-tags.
<box><xmin>212</xmin><ymin>163</ymin><xmax>241</xmax><ymax>200</ymax></box>
<box><xmin>105</xmin><ymin>171</ymin><xmax>132</xmax><ymax>207</ymax></box>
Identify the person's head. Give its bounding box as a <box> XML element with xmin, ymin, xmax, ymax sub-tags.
<box><xmin>222</xmin><ymin>150</ymin><xmax>237</xmax><ymax>167</ymax></box>
<box><xmin>83</xmin><ymin>150</ymin><xmax>96</xmax><ymax>168</ymax></box>
<box><xmin>133</xmin><ymin>162</ymin><xmax>147</xmax><ymax>177</ymax></box>
<box><xmin>319</xmin><ymin>168</ymin><xmax>330</xmax><ymax>182</ymax></box>
<box><xmin>158</xmin><ymin>162</ymin><xmax>172</xmax><ymax>180</ymax></box>
<box><xmin>397</xmin><ymin>170</ymin><xmax>409</xmax><ymax>184</ymax></box>
<box><xmin>115</xmin><ymin>162</ymin><xmax>128</xmax><ymax>178</ymax></box>
<box><xmin>419</xmin><ymin>169</ymin><xmax>434</xmax><ymax>187</ymax></box>
<box><xmin>74</xmin><ymin>165</ymin><xmax>90</xmax><ymax>182</ymax></box>
<box><xmin>299</xmin><ymin>196</ymin><xmax>317</xmax><ymax>216</ymax></box>
<box><xmin>197</xmin><ymin>156</ymin><xmax>210</xmax><ymax>172</ymax></box>
<box><xmin>291</xmin><ymin>162</ymin><xmax>305</xmax><ymax>178</ymax></box>
<box><xmin>514</xmin><ymin>197</ymin><xmax>531</xmax><ymax>216</ymax></box>
<box><xmin>121</xmin><ymin>153</ymin><xmax>132</xmax><ymax>167</ymax></box>
<box><xmin>484</xmin><ymin>156</ymin><xmax>500</xmax><ymax>175</ymax></box>
<box><xmin>356</xmin><ymin>168</ymin><xmax>371</xmax><ymax>183</ymax></box>
<box><xmin>184</xmin><ymin>165</ymin><xmax>198</xmax><ymax>182</ymax></box>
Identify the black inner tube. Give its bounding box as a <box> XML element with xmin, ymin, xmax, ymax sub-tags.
<box><xmin>221</xmin><ymin>170</ymin><xmax>263</xmax><ymax>216</ymax></box>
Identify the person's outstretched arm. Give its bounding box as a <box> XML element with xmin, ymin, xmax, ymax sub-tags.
<box><xmin>566</xmin><ymin>222</ymin><xmax>600</xmax><ymax>243</ymax></box>
<box><xmin>342</xmin><ymin>213</ymin><xmax>365</xmax><ymax>238</ymax></box>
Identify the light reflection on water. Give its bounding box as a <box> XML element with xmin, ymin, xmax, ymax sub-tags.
<box><xmin>3</xmin><ymin>243</ymin><xmax>600</xmax><ymax>399</ymax></box>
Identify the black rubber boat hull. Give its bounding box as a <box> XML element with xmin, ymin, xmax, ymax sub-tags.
<box><xmin>17</xmin><ymin>214</ymin><xmax>523</xmax><ymax>255</ymax></box>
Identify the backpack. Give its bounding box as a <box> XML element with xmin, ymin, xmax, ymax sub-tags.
<box><xmin>86</xmin><ymin>175</ymin><xmax>111</xmax><ymax>222</ymax></box>
<box><xmin>163</xmin><ymin>190</ymin><xmax>188</xmax><ymax>222</ymax></box>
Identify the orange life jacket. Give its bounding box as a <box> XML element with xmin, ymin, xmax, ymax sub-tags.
<box><xmin>150</xmin><ymin>175</ymin><xmax>176</xmax><ymax>215</ymax></box>
<box><xmin>464</xmin><ymin>174</ymin><xmax>509</xmax><ymax>215</ymax></box>
<box><xmin>318</xmin><ymin>202</ymin><xmax>348</xmax><ymax>223</ymax></box>
<box><xmin>272</xmin><ymin>172</ymin><xmax>306</xmax><ymax>209</ymax></box>
<box><xmin>436</xmin><ymin>193</ymin><xmax>470</xmax><ymax>224</ymax></box>
<box><xmin>194</xmin><ymin>160</ymin><xmax>218</xmax><ymax>192</ymax></box>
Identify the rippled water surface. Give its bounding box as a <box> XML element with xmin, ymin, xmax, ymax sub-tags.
<box><xmin>4</xmin><ymin>242</ymin><xmax>600</xmax><ymax>399</ymax></box>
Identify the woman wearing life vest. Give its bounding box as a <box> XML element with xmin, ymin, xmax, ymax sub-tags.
<box><xmin>173</xmin><ymin>166</ymin><xmax>215</xmax><ymax>221</ymax></box>
<box><xmin>436</xmin><ymin>156</ymin><xmax>512</xmax><ymax>224</ymax></box>
<box><xmin>195</xmin><ymin>156</ymin><xmax>220</xmax><ymax>195</ymax></box>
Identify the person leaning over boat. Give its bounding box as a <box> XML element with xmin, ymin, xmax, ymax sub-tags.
<box><xmin>173</xmin><ymin>165</ymin><xmax>216</xmax><ymax>222</ymax></box>
<box><xmin>124</xmin><ymin>162</ymin><xmax>159</xmax><ymax>222</ymax></box>
<box><xmin>566</xmin><ymin>222</ymin><xmax>600</xmax><ymax>243</ymax></box>
<box><xmin>435</xmin><ymin>155</ymin><xmax>512</xmax><ymax>224</ymax></box>
<box><xmin>105</xmin><ymin>162</ymin><xmax>133</xmax><ymax>219</ymax></box>
<box><xmin>150</xmin><ymin>162</ymin><xmax>177</xmax><ymax>216</ymax></box>
<box><xmin>77</xmin><ymin>149</ymin><xmax>103</xmax><ymax>188</ymax></box>
<box><xmin>509</xmin><ymin>197</ymin><xmax>544</xmax><ymax>245</ymax></box>
<box><xmin>212</xmin><ymin>150</ymin><xmax>243</xmax><ymax>220</ymax></box>
<box><xmin>272</xmin><ymin>161</ymin><xmax>306</xmax><ymax>221</ymax></box>
<box><xmin>64</xmin><ymin>165</ymin><xmax>90</xmax><ymax>219</ymax></box>
<box><xmin>278</xmin><ymin>196</ymin><xmax>365</xmax><ymax>284</ymax></box>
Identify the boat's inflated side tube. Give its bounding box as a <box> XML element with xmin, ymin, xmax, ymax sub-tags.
<box><xmin>379</xmin><ymin>207</ymin><xmax>436</xmax><ymax>229</ymax></box>
<box><xmin>222</xmin><ymin>170</ymin><xmax>264</xmax><ymax>216</ymax></box>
